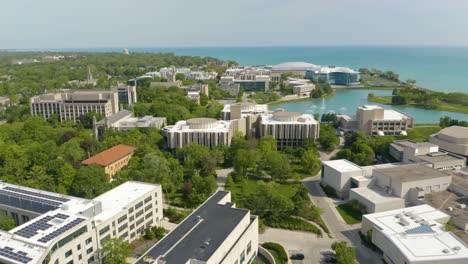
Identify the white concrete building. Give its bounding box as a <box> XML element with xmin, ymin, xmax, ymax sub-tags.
<box><xmin>135</xmin><ymin>191</ymin><xmax>259</xmax><ymax>264</ymax></box>
<box><xmin>259</xmin><ymin>111</ymin><xmax>320</xmax><ymax>149</ymax></box>
<box><xmin>430</xmin><ymin>126</ymin><xmax>468</xmax><ymax>157</ymax></box>
<box><xmin>221</xmin><ymin>102</ymin><xmax>269</xmax><ymax>121</ymax></box>
<box><xmin>93</xmin><ymin>110</ymin><xmax>166</xmax><ymax>139</ymax></box>
<box><xmin>285</xmin><ymin>77</ymin><xmax>315</xmax><ymax>96</ymax></box>
<box><xmin>337</xmin><ymin>105</ymin><xmax>414</xmax><ymax>136</ymax></box>
<box><xmin>162</xmin><ymin>118</ymin><xmax>234</xmax><ymax>149</ymax></box>
<box><xmin>0</xmin><ymin>181</ymin><xmax>162</xmax><ymax>264</ymax></box>
<box><xmin>321</xmin><ymin>160</ymin><xmax>453</xmax><ymax>213</ymax></box>
<box><xmin>361</xmin><ymin>205</ymin><xmax>468</xmax><ymax>264</ymax></box>
<box><xmin>390</xmin><ymin>140</ymin><xmax>466</xmax><ymax>171</ymax></box>
<box><xmin>30</xmin><ymin>90</ymin><xmax>119</xmax><ymax>122</ymax></box>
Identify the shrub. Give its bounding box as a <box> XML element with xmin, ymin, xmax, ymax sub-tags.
<box><xmin>320</xmin><ymin>183</ymin><xmax>339</xmax><ymax>199</ymax></box>
<box><xmin>264</xmin><ymin>216</ymin><xmax>322</xmax><ymax>236</ymax></box>
<box><xmin>263</xmin><ymin>242</ymin><xmax>288</xmax><ymax>264</ymax></box>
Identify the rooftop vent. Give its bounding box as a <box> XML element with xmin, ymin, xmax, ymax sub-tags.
<box><xmin>442</xmin><ymin>249</ymin><xmax>450</xmax><ymax>254</ymax></box>
<box><xmin>453</xmin><ymin>246</ymin><xmax>461</xmax><ymax>251</ymax></box>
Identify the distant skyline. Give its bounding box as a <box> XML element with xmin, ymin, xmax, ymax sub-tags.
<box><xmin>2</xmin><ymin>0</ymin><xmax>468</xmax><ymax>49</ymax></box>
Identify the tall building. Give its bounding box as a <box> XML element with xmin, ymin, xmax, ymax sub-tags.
<box><xmin>112</xmin><ymin>85</ymin><xmax>137</xmax><ymax>106</ymax></box>
<box><xmin>430</xmin><ymin>126</ymin><xmax>468</xmax><ymax>157</ymax></box>
<box><xmin>30</xmin><ymin>90</ymin><xmax>119</xmax><ymax>122</ymax></box>
<box><xmin>337</xmin><ymin>105</ymin><xmax>414</xmax><ymax>136</ymax></box>
<box><xmin>361</xmin><ymin>205</ymin><xmax>468</xmax><ymax>264</ymax></box>
<box><xmin>135</xmin><ymin>191</ymin><xmax>259</xmax><ymax>264</ymax></box>
<box><xmin>0</xmin><ymin>181</ymin><xmax>163</xmax><ymax>264</ymax></box>
<box><xmin>162</xmin><ymin>118</ymin><xmax>234</xmax><ymax>149</ymax></box>
<box><xmin>259</xmin><ymin>111</ymin><xmax>320</xmax><ymax>149</ymax></box>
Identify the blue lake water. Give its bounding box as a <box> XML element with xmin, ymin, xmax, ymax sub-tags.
<box><xmin>270</xmin><ymin>89</ymin><xmax>468</xmax><ymax>123</ymax></box>
<box><xmin>31</xmin><ymin>46</ymin><xmax>468</xmax><ymax>93</ymax></box>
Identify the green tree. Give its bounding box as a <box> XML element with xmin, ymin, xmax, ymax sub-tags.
<box><xmin>102</xmin><ymin>238</ymin><xmax>132</xmax><ymax>264</ymax></box>
<box><xmin>70</xmin><ymin>165</ymin><xmax>109</xmax><ymax>198</ymax></box>
<box><xmin>0</xmin><ymin>214</ymin><xmax>16</xmax><ymax>231</ymax></box>
<box><xmin>319</xmin><ymin>124</ymin><xmax>340</xmax><ymax>151</ymax></box>
<box><xmin>301</xmin><ymin>149</ymin><xmax>321</xmax><ymax>175</ymax></box>
<box><xmin>332</xmin><ymin>241</ymin><xmax>356</xmax><ymax>264</ymax></box>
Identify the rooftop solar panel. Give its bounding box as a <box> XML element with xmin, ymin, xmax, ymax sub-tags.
<box><xmin>3</xmin><ymin>186</ymin><xmax>70</xmax><ymax>203</ymax></box>
<box><xmin>37</xmin><ymin>218</ymin><xmax>85</xmax><ymax>243</ymax></box>
<box><xmin>0</xmin><ymin>190</ymin><xmax>62</xmax><ymax>207</ymax></box>
<box><xmin>0</xmin><ymin>247</ymin><xmax>33</xmax><ymax>264</ymax></box>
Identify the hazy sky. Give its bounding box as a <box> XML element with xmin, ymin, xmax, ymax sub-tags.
<box><xmin>1</xmin><ymin>0</ymin><xmax>468</xmax><ymax>49</ymax></box>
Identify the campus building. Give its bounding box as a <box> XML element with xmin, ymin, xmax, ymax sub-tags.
<box><xmin>223</xmin><ymin>66</ymin><xmax>272</xmax><ymax>92</ymax></box>
<box><xmin>0</xmin><ymin>181</ymin><xmax>163</xmax><ymax>264</ymax></box>
<box><xmin>162</xmin><ymin>118</ymin><xmax>234</xmax><ymax>149</ymax></box>
<box><xmin>321</xmin><ymin>160</ymin><xmax>453</xmax><ymax>213</ymax></box>
<box><xmin>305</xmin><ymin>66</ymin><xmax>360</xmax><ymax>86</ymax></box>
<box><xmin>30</xmin><ymin>90</ymin><xmax>119</xmax><ymax>122</ymax></box>
<box><xmin>221</xmin><ymin>102</ymin><xmax>269</xmax><ymax>121</ymax></box>
<box><xmin>218</xmin><ymin>81</ymin><xmax>240</xmax><ymax>96</ymax></box>
<box><xmin>136</xmin><ymin>191</ymin><xmax>259</xmax><ymax>264</ymax></box>
<box><xmin>112</xmin><ymin>85</ymin><xmax>137</xmax><ymax>106</ymax></box>
<box><xmin>271</xmin><ymin>62</ymin><xmax>318</xmax><ymax>80</ymax></box>
<box><xmin>361</xmin><ymin>205</ymin><xmax>468</xmax><ymax>264</ymax></box>
<box><xmin>337</xmin><ymin>105</ymin><xmax>414</xmax><ymax>136</ymax></box>
<box><xmin>259</xmin><ymin>111</ymin><xmax>319</xmax><ymax>150</ymax></box>
<box><xmin>285</xmin><ymin>78</ymin><xmax>315</xmax><ymax>96</ymax></box>
<box><xmin>92</xmin><ymin>110</ymin><xmax>167</xmax><ymax>139</ymax></box>
<box><xmin>430</xmin><ymin>126</ymin><xmax>468</xmax><ymax>157</ymax></box>
<box><xmin>390</xmin><ymin>140</ymin><xmax>466</xmax><ymax>171</ymax></box>
<box><xmin>81</xmin><ymin>144</ymin><xmax>136</xmax><ymax>177</ymax></box>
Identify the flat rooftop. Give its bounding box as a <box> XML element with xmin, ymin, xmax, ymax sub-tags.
<box><xmin>374</xmin><ymin>163</ymin><xmax>450</xmax><ymax>183</ymax></box>
<box><xmin>351</xmin><ymin>186</ymin><xmax>405</xmax><ymax>205</ymax></box>
<box><xmin>383</xmin><ymin>109</ymin><xmax>411</xmax><ymax>120</ymax></box>
<box><xmin>136</xmin><ymin>191</ymin><xmax>255</xmax><ymax>264</ymax></box>
<box><xmin>93</xmin><ymin>181</ymin><xmax>159</xmax><ymax>223</ymax></box>
<box><xmin>364</xmin><ymin>205</ymin><xmax>468</xmax><ymax>262</ymax></box>
<box><xmin>418</xmin><ymin>152</ymin><xmax>466</xmax><ymax>163</ymax></box>
<box><xmin>322</xmin><ymin>159</ymin><xmax>362</xmax><ymax>173</ymax></box>
<box><xmin>437</xmin><ymin>126</ymin><xmax>468</xmax><ymax>139</ymax></box>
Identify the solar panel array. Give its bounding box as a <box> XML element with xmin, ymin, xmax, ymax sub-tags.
<box><xmin>3</xmin><ymin>186</ymin><xmax>70</xmax><ymax>203</ymax></box>
<box><xmin>14</xmin><ymin>214</ymin><xmax>70</xmax><ymax>239</ymax></box>
<box><xmin>0</xmin><ymin>246</ymin><xmax>33</xmax><ymax>264</ymax></box>
<box><xmin>38</xmin><ymin>218</ymin><xmax>85</xmax><ymax>243</ymax></box>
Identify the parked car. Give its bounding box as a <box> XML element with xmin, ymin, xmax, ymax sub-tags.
<box><xmin>290</xmin><ymin>253</ymin><xmax>305</xmax><ymax>260</ymax></box>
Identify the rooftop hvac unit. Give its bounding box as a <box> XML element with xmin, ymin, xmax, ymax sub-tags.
<box><xmin>447</xmin><ymin>207</ymin><xmax>454</xmax><ymax>212</ymax></box>
<box><xmin>457</xmin><ymin>204</ymin><xmax>466</xmax><ymax>209</ymax></box>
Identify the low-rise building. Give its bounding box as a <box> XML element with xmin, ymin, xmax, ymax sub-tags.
<box><xmin>81</xmin><ymin>144</ymin><xmax>136</xmax><ymax>177</ymax></box>
<box><xmin>322</xmin><ymin>160</ymin><xmax>453</xmax><ymax>213</ymax></box>
<box><xmin>259</xmin><ymin>111</ymin><xmax>319</xmax><ymax>149</ymax></box>
<box><xmin>285</xmin><ymin>77</ymin><xmax>315</xmax><ymax>96</ymax></box>
<box><xmin>361</xmin><ymin>205</ymin><xmax>468</xmax><ymax>264</ymax></box>
<box><xmin>390</xmin><ymin>140</ymin><xmax>466</xmax><ymax>171</ymax></box>
<box><xmin>93</xmin><ymin>110</ymin><xmax>166</xmax><ymax>139</ymax></box>
<box><xmin>221</xmin><ymin>102</ymin><xmax>269</xmax><ymax>121</ymax></box>
<box><xmin>0</xmin><ymin>181</ymin><xmax>162</xmax><ymax>264</ymax></box>
<box><xmin>30</xmin><ymin>89</ymin><xmax>120</xmax><ymax>122</ymax></box>
<box><xmin>162</xmin><ymin>118</ymin><xmax>234</xmax><ymax>149</ymax></box>
<box><xmin>223</xmin><ymin>66</ymin><xmax>272</xmax><ymax>92</ymax></box>
<box><xmin>135</xmin><ymin>191</ymin><xmax>259</xmax><ymax>264</ymax></box>
<box><xmin>218</xmin><ymin>80</ymin><xmax>240</xmax><ymax>96</ymax></box>
<box><xmin>430</xmin><ymin>126</ymin><xmax>468</xmax><ymax>157</ymax></box>
<box><xmin>338</xmin><ymin>105</ymin><xmax>414</xmax><ymax>136</ymax></box>
<box><xmin>271</xmin><ymin>62</ymin><xmax>318</xmax><ymax>78</ymax></box>
<box><xmin>305</xmin><ymin>66</ymin><xmax>360</xmax><ymax>86</ymax></box>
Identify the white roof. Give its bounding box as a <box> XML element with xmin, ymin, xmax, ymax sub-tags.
<box><xmin>322</xmin><ymin>159</ymin><xmax>362</xmax><ymax>173</ymax></box>
<box><xmin>272</xmin><ymin>62</ymin><xmax>318</xmax><ymax>71</ymax></box>
<box><xmin>163</xmin><ymin>119</ymin><xmax>232</xmax><ymax>133</ymax></box>
<box><xmin>364</xmin><ymin>205</ymin><xmax>468</xmax><ymax>262</ymax></box>
<box><xmin>309</xmin><ymin>65</ymin><xmax>359</xmax><ymax>74</ymax></box>
<box><xmin>350</xmin><ymin>186</ymin><xmax>404</xmax><ymax>205</ymax></box>
<box><xmin>261</xmin><ymin>112</ymin><xmax>318</xmax><ymax>125</ymax></box>
<box><xmin>383</xmin><ymin>109</ymin><xmax>410</xmax><ymax>120</ymax></box>
<box><xmin>93</xmin><ymin>181</ymin><xmax>159</xmax><ymax>223</ymax></box>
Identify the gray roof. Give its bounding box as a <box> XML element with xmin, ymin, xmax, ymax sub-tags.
<box><xmin>374</xmin><ymin>163</ymin><xmax>450</xmax><ymax>183</ymax></box>
<box><xmin>418</xmin><ymin>152</ymin><xmax>466</xmax><ymax>163</ymax></box>
<box><xmin>136</xmin><ymin>191</ymin><xmax>255</xmax><ymax>264</ymax></box>
<box><xmin>437</xmin><ymin>126</ymin><xmax>468</xmax><ymax>139</ymax></box>
<box><xmin>96</xmin><ymin>110</ymin><xmax>132</xmax><ymax>125</ymax></box>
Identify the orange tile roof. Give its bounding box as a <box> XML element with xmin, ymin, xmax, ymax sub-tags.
<box><xmin>81</xmin><ymin>144</ymin><xmax>136</xmax><ymax>166</ymax></box>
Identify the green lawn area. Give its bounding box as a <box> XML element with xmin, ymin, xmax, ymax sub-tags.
<box><xmin>367</xmin><ymin>95</ymin><xmax>468</xmax><ymax>114</ymax></box>
<box><xmin>226</xmin><ymin>178</ymin><xmax>299</xmax><ymax>205</ymax></box>
<box><xmin>336</xmin><ymin>204</ymin><xmax>363</xmax><ymax>225</ymax></box>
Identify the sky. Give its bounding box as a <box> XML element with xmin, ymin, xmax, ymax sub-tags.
<box><xmin>1</xmin><ymin>0</ymin><xmax>468</xmax><ymax>49</ymax></box>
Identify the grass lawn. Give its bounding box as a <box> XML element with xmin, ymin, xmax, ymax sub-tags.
<box><xmin>336</xmin><ymin>204</ymin><xmax>363</xmax><ymax>225</ymax></box>
<box><xmin>367</xmin><ymin>95</ymin><xmax>468</xmax><ymax>114</ymax></box>
<box><xmin>226</xmin><ymin>178</ymin><xmax>299</xmax><ymax>206</ymax></box>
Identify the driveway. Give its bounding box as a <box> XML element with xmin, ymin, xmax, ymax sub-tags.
<box><xmin>260</xmin><ymin>228</ymin><xmax>335</xmax><ymax>264</ymax></box>
<box><xmin>301</xmin><ymin>177</ymin><xmax>383</xmax><ymax>264</ymax></box>
<box><xmin>216</xmin><ymin>168</ymin><xmax>233</xmax><ymax>190</ymax></box>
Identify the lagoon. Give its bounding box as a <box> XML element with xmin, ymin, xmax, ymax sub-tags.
<box><xmin>269</xmin><ymin>89</ymin><xmax>468</xmax><ymax>124</ymax></box>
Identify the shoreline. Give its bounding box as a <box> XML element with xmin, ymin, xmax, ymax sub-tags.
<box><xmin>267</xmin><ymin>87</ymin><xmax>468</xmax><ymax>115</ymax></box>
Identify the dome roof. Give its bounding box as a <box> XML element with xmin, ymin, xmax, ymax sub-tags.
<box><xmin>272</xmin><ymin>62</ymin><xmax>318</xmax><ymax>71</ymax></box>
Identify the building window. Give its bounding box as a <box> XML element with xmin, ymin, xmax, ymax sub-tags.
<box><xmin>144</xmin><ymin>196</ymin><xmax>152</xmax><ymax>203</ymax></box>
<box><xmin>85</xmin><ymin>238</ymin><xmax>92</xmax><ymax>245</ymax></box>
<box><xmin>247</xmin><ymin>241</ymin><xmax>252</xmax><ymax>254</ymax></box>
<box><xmin>65</xmin><ymin>250</ymin><xmax>72</xmax><ymax>258</ymax></box>
<box><xmin>117</xmin><ymin>215</ymin><xmax>127</xmax><ymax>224</ymax></box>
<box><xmin>77</xmin><ymin>244</ymin><xmax>81</xmax><ymax>250</ymax></box>
<box><xmin>99</xmin><ymin>225</ymin><xmax>110</xmax><ymax>236</ymax></box>
<box><xmin>135</xmin><ymin>202</ymin><xmax>143</xmax><ymax>209</ymax></box>
<box><xmin>240</xmin><ymin>250</ymin><xmax>245</xmax><ymax>264</ymax></box>
<box><xmin>86</xmin><ymin>247</ymin><xmax>93</xmax><ymax>255</ymax></box>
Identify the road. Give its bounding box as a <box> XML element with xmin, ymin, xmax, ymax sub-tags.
<box><xmin>302</xmin><ymin>176</ymin><xmax>383</xmax><ymax>264</ymax></box>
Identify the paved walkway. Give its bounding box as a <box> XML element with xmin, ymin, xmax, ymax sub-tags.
<box><xmin>216</xmin><ymin>168</ymin><xmax>233</xmax><ymax>190</ymax></box>
<box><xmin>302</xmin><ymin>176</ymin><xmax>383</xmax><ymax>264</ymax></box>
